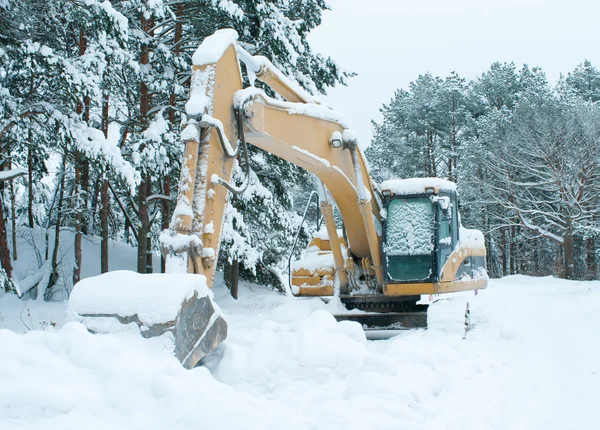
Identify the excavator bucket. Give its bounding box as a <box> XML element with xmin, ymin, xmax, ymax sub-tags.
<box><xmin>69</xmin><ymin>271</ymin><xmax>227</xmax><ymax>369</ymax></box>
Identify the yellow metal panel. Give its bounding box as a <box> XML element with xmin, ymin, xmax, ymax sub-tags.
<box><xmin>439</xmin><ymin>245</ymin><xmax>487</xmax><ymax>292</ymax></box>
<box><xmin>438</xmin><ymin>279</ymin><xmax>487</xmax><ymax>293</ymax></box>
<box><xmin>292</xmin><ymin>275</ymin><xmax>321</xmax><ymax>286</ymax></box>
<box><xmin>384</xmin><ymin>283</ymin><xmax>439</xmax><ymax>295</ymax></box>
<box><xmin>297</xmin><ymin>285</ymin><xmax>334</xmax><ymax>296</ymax></box>
<box><xmin>292</xmin><ymin>267</ymin><xmax>335</xmax><ymax>277</ymax></box>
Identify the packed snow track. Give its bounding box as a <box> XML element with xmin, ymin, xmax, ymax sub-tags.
<box><xmin>1</xmin><ymin>275</ymin><xmax>599</xmax><ymax>429</ymax></box>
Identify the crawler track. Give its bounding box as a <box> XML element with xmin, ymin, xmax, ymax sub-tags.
<box><xmin>336</xmin><ymin>295</ymin><xmax>428</xmax><ymax>330</ymax></box>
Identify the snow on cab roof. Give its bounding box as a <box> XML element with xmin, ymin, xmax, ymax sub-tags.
<box><xmin>380</xmin><ymin>178</ymin><xmax>457</xmax><ymax>195</ymax></box>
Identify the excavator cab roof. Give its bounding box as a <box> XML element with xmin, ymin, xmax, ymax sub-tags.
<box><xmin>380</xmin><ymin>178</ymin><xmax>457</xmax><ymax>197</ymax></box>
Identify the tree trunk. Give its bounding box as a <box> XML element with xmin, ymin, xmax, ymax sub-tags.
<box><xmin>0</xmin><ymin>139</ymin><xmax>9</xmax><ymax>276</ymax></box>
<box><xmin>88</xmin><ymin>175</ymin><xmax>100</xmax><ymax>234</ymax></box>
<box><xmin>100</xmin><ymin>179</ymin><xmax>109</xmax><ymax>273</ymax></box>
<box><xmin>160</xmin><ymin>6</ymin><xmax>182</xmax><ymax>273</ymax></box>
<box><xmin>509</xmin><ymin>225</ymin><xmax>516</xmax><ymax>275</ymax></box>
<box><xmin>0</xmin><ymin>194</ymin><xmax>12</xmax><ymax>278</ymax></box>
<box><xmin>146</xmin><ymin>234</ymin><xmax>153</xmax><ymax>273</ymax></box>
<box><xmin>138</xmin><ymin>177</ymin><xmax>150</xmax><ymax>273</ymax></box>
<box><xmin>563</xmin><ymin>232</ymin><xmax>574</xmax><ymax>280</ymax></box>
<box><xmin>47</xmin><ymin>152</ymin><xmax>68</xmax><ymax>296</ymax></box>
<box><xmin>556</xmin><ymin>244</ymin><xmax>564</xmax><ymax>278</ymax></box>
<box><xmin>27</xmin><ymin>135</ymin><xmax>34</xmax><ymax>228</ymax></box>
<box><xmin>500</xmin><ymin>227</ymin><xmax>507</xmax><ymax>276</ymax></box>
<box><xmin>73</xmin><ymin>155</ymin><xmax>83</xmax><ymax>285</ymax></box>
<box><xmin>81</xmin><ymin>160</ymin><xmax>90</xmax><ymax>235</ymax></box>
<box><xmin>137</xmin><ymin>14</ymin><xmax>153</xmax><ymax>274</ymax></box>
<box><xmin>161</xmin><ymin>176</ymin><xmax>171</xmax><ymax>273</ymax></box>
<box><xmin>100</xmin><ymin>58</ymin><xmax>110</xmax><ymax>274</ymax></box>
<box><xmin>586</xmin><ymin>237</ymin><xmax>596</xmax><ymax>280</ymax></box>
<box><xmin>125</xmin><ymin>216</ymin><xmax>131</xmax><ymax>245</ymax></box>
<box><xmin>533</xmin><ymin>240</ymin><xmax>539</xmax><ymax>276</ymax></box>
<box><xmin>8</xmin><ymin>147</ymin><xmax>17</xmax><ymax>260</ymax></box>
<box><xmin>230</xmin><ymin>259</ymin><xmax>239</xmax><ymax>299</ymax></box>
<box><xmin>73</xmin><ymin>29</ymin><xmax>89</xmax><ymax>286</ymax></box>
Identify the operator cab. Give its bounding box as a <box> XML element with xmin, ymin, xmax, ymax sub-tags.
<box><xmin>380</xmin><ymin>178</ymin><xmax>459</xmax><ymax>285</ymax></box>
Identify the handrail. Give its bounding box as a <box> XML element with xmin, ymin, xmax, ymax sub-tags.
<box><xmin>287</xmin><ymin>191</ymin><xmax>320</xmax><ymax>294</ymax></box>
<box><xmin>207</xmin><ymin>108</ymin><xmax>252</xmax><ymax>195</ymax></box>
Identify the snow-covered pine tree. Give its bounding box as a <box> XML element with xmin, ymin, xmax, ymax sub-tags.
<box><xmin>565</xmin><ymin>60</ymin><xmax>600</xmax><ymax>103</ymax></box>
<box><xmin>562</xmin><ymin>61</ymin><xmax>600</xmax><ymax>278</ymax></box>
<box><xmin>367</xmin><ymin>61</ymin><xmax>600</xmax><ymax>279</ymax></box>
<box><xmin>367</xmin><ymin>72</ymin><xmax>471</xmax><ymax>182</ymax></box>
<box><xmin>0</xmin><ymin>0</ymin><xmax>137</xmax><ymax>297</ymax></box>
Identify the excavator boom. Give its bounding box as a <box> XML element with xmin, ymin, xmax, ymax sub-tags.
<box><xmin>163</xmin><ymin>29</ymin><xmax>385</xmax><ymax>292</ymax></box>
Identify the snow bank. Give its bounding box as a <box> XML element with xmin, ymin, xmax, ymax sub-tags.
<box><xmin>0</xmin><ymin>322</ymin><xmax>287</xmax><ymax>429</ymax></box>
<box><xmin>69</xmin><ymin>271</ymin><xmax>209</xmax><ymax>326</ymax></box>
<box><xmin>2</xmin><ymin>275</ymin><xmax>600</xmax><ymax>428</ymax></box>
<box><xmin>214</xmin><ymin>306</ymin><xmax>367</xmax><ymax>384</ymax></box>
<box><xmin>381</xmin><ymin>177</ymin><xmax>457</xmax><ymax>195</ymax></box>
<box><xmin>192</xmin><ymin>28</ymin><xmax>238</xmax><ymax>66</ymax></box>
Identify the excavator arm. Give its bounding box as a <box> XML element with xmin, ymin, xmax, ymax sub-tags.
<box><xmin>162</xmin><ymin>29</ymin><xmax>384</xmax><ymax>291</ymax></box>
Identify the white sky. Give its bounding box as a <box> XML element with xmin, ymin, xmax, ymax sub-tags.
<box><xmin>308</xmin><ymin>0</ymin><xmax>600</xmax><ymax>147</ymax></box>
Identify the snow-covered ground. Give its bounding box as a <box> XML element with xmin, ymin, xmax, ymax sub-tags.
<box><xmin>1</xmin><ymin>275</ymin><xmax>599</xmax><ymax>429</ymax></box>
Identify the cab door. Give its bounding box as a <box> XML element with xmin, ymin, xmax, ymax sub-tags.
<box><xmin>436</xmin><ymin>196</ymin><xmax>454</xmax><ymax>276</ymax></box>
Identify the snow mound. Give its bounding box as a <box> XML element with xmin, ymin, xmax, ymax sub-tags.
<box><xmin>214</xmin><ymin>307</ymin><xmax>367</xmax><ymax>384</ymax></box>
<box><xmin>0</xmin><ymin>322</ymin><xmax>286</xmax><ymax>429</ymax></box>
<box><xmin>381</xmin><ymin>177</ymin><xmax>457</xmax><ymax>195</ymax></box>
<box><xmin>69</xmin><ymin>271</ymin><xmax>209</xmax><ymax>326</ymax></box>
<box><xmin>2</xmin><ymin>275</ymin><xmax>600</xmax><ymax>428</ymax></box>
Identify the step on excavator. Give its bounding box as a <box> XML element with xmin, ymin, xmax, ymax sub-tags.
<box><xmin>73</xmin><ymin>29</ymin><xmax>488</xmax><ymax>369</ymax></box>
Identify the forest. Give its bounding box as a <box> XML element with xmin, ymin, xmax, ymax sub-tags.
<box><xmin>1</xmin><ymin>0</ymin><xmax>598</xmax><ymax>302</ymax></box>
<box><xmin>0</xmin><ymin>0</ymin><xmax>350</xmax><ymax>298</ymax></box>
<box><xmin>367</xmin><ymin>62</ymin><xmax>600</xmax><ymax>280</ymax></box>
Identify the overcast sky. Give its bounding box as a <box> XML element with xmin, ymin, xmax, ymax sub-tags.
<box><xmin>308</xmin><ymin>0</ymin><xmax>600</xmax><ymax>147</ymax></box>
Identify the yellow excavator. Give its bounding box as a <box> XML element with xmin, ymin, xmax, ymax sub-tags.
<box><xmin>156</xmin><ymin>29</ymin><xmax>488</xmax><ymax>363</ymax></box>
<box><xmin>73</xmin><ymin>29</ymin><xmax>487</xmax><ymax>369</ymax></box>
